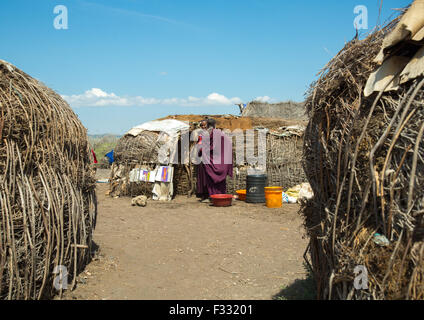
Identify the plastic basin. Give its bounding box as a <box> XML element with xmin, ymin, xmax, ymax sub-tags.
<box><xmin>210</xmin><ymin>194</ymin><xmax>233</xmax><ymax>207</ymax></box>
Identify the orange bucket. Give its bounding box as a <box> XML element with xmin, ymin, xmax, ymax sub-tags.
<box><xmin>265</xmin><ymin>187</ymin><xmax>283</xmax><ymax>208</ymax></box>
<box><xmin>236</xmin><ymin>190</ymin><xmax>246</xmax><ymax>201</ymax></box>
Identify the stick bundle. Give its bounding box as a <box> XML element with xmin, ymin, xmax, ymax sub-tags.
<box><xmin>302</xmin><ymin>17</ymin><xmax>424</xmax><ymax>299</ymax></box>
<box><xmin>0</xmin><ymin>60</ymin><xmax>97</xmax><ymax>300</ymax></box>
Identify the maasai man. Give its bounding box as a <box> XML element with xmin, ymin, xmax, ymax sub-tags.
<box><xmin>196</xmin><ymin>118</ymin><xmax>233</xmax><ymax>202</ymax></box>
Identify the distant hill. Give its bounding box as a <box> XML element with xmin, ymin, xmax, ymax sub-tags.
<box><xmin>240</xmin><ymin>101</ymin><xmax>307</xmax><ymax>120</ymax></box>
<box><xmin>88</xmin><ymin>134</ymin><xmax>121</xmax><ymax>159</ymax></box>
<box><xmin>88</xmin><ymin>134</ymin><xmax>121</xmax><ymax>140</ymax></box>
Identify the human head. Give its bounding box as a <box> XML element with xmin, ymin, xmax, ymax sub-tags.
<box><xmin>207</xmin><ymin>118</ymin><xmax>216</xmax><ymax>129</ymax></box>
<box><xmin>200</xmin><ymin>120</ymin><xmax>207</xmax><ymax>129</ymax></box>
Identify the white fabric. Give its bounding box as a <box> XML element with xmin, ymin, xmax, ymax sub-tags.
<box><xmin>128</xmin><ymin>164</ymin><xmax>174</xmax><ymax>201</ymax></box>
<box><xmin>129</xmin><ymin>166</ymin><xmax>173</xmax><ymax>183</ymax></box>
<box><xmin>298</xmin><ymin>183</ymin><xmax>314</xmax><ymax>202</ymax></box>
<box><xmin>129</xmin><ymin>168</ymin><xmax>154</xmax><ymax>182</ymax></box>
<box><xmin>277</xmin><ymin>125</ymin><xmax>306</xmax><ymax>137</ymax></box>
<box><xmin>154</xmin><ymin>166</ymin><xmax>173</xmax><ymax>182</ymax></box>
<box><xmin>126</xmin><ymin>119</ymin><xmax>189</xmax><ymax>165</ymax></box>
<box><xmin>157</xmin><ymin>132</ymin><xmax>180</xmax><ymax>165</ymax></box>
<box><xmin>126</xmin><ymin>119</ymin><xmax>189</xmax><ymax>137</ymax></box>
<box><xmin>152</xmin><ymin>182</ymin><xmax>174</xmax><ymax>201</ymax></box>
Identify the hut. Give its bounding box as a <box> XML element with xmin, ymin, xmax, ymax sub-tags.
<box><xmin>110</xmin><ymin>119</ymin><xmax>191</xmax><ymax>199</ymax></box>
<box><xmin>0</xmin><ymin>60</ymin><xmax>96</xmax><ymax>299</ymax></box>
<box><xmin>109</xmin><ymin>114</ymin><xmax>307</xmax><ymax>198</ymax></box>
<box><xmin>302</xmin><ymin>2</ymin><xmax>424</xmax><ymax>300</ymax></box>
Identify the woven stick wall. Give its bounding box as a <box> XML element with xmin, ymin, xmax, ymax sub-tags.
<box><xmin>302</xmin><ymin>15</ymin><xmax>424</xmax><ymax>300</ymax></box>
<box><xmin>227</xmin><ymin>133</ymin><xmax>305</xmax><ymax>193</ymax></box>
<box><xmin>0</xmin><ymin>60</ymin><xmax>97</xmax><ymax>300</ymax></box>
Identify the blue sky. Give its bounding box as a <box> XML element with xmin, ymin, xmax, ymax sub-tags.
<box><xmin>0</xmin><ymin>0</ymin><xmax>409</xmax><ymax>134</ymax></box>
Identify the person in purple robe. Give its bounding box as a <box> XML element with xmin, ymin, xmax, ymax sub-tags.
<box><xmin>196</xmin><ymin>119</ymin><xmax>233</xmax><ymax>202</ymax></box>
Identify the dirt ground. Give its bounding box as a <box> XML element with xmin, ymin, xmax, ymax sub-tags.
<box><xmin>62</xmin><ymin>170</ymin><xmax>311</xmax><ymax>300</ymax></box>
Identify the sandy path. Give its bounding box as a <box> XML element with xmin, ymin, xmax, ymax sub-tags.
<box><xmin>62</xmin><ymin>183</ymin><xmax>309</xmax><ymax>300</ymax></box>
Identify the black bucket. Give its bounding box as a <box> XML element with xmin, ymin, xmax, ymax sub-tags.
<box><xmin>246</xmin><ymin>174</ymin><xmax>267</xmax><ymax>203</ymax></box>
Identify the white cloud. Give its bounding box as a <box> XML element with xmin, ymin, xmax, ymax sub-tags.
<box><xmin>254</xmin><ymin>96</ymin><xmax>273</xmax><ymax>103</ymax></box>
<box><xmin>206</xmin><ymin>93</ymin><xmax>242</xmax><ymax>105</ymax></box>
<box><xmin>62</xmin><ymin>88</ymin><xmax>131</xmax><ymax>107</ymax></box>
<box><xmin>62</xmin><ymin>88</ymin><xmax>244</xmax><ymax>108</ymax></box>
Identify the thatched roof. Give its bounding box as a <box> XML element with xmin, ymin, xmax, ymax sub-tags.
<box><xmin>240</xmin><ymin>101</ymin><xmax>307</xmax><ymax>120</ymax></box>
<box><xmin>0</xmin><ymin>60</ymin><xmax>96</xmax><ymax>300</ymax></box>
